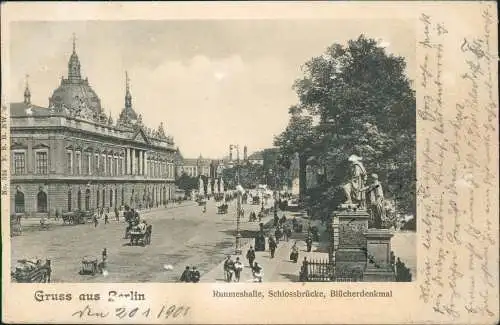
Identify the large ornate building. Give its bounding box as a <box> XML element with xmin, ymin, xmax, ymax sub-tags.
<box><xmin>10</xmin><ymin>38</ymin><xmax>178</xmax><ymax>217</ymax></box>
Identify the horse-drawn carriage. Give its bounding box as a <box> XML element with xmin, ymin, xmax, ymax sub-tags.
<box><xmin>62</xmin><ymin>211</ymin><xmax>92</xmax><ymax>225</ymax></box>
<box><xmin>217</xmin><ymin>204</ymin><xmax>229</xmax><ymax>214</ymax></box>
<box><xmin>11</xmin><ymin>259</ymin><xmax>51</xmax><ymax>283</ymax></box>
<box><xmin>197</xmin><ymin>198</ymin><xmax>207</xmax><ymax>206</ymax></box>
<box><xmin>129</xmin><ymin>225</ymin><xmax>152</xmax><ymax>246</ymax></box>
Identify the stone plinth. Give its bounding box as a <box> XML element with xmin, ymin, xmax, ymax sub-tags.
<box><xmin>332</xmin><ymin>209</ymin><xmax>369</xmax><ymax>274</ymax></box>
<box><xmin>362</xmin><ymin>229</ymin><xmax>395</xmax><ymax>282</ymax></box>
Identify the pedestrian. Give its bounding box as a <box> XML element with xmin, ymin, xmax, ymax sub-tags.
<box><xmin>269</xmin><ymin>236</ymin><xmax>277</xmax><ymax>258</ymax></box>
<box><xmin>252</xmin><ymin>262</ymin><xmax>263</xmax><ymax>283</ymax></box>
<box><xmin>283</xmin><ymin>224</ymin><xmax>289</xmax><ymax>241</ymax></box>
<box><xmin>93</xmin><ymin>214</ymin><xmax>98</xmax><ymax>228</ymax></box>
<box><xmin>246</xmin><ymin>246</ymin><xmax>256</xmax><ymax>267</ymax></box>
<box><xmin>101</xmin><ymin>248</ymin><xmax>108</xmax><ymax>271</ymax></box>
<box><xmin>115</xmin><ymin>207</ymin><xmax>119</xmax><ymax>222</ymax></box>
<box><xmin>290</xmin><ymin>241</ymin><xmax>299</xmax><ymax>263</ymax></box>
<box><xmin>234</xmin><ymin>257</ymin><xmax>243</xmax><ymax>282</ymax></box>
<box><xmin>223</xmin><ymin>255</ymin><xmax>234</xmax><ymax>282</ymax></box>
<box><xmin>306</xmin><ymin>236</ymin><xmax>313</xmax><ymax>252</ymax></box>
<box><xmin>190</xmin><ymin>266</ymin><xmax>200</xmax><ymax>283</ymax></box>
<box><xmin>104</xmin><ymin>213</ymin><xmax>109</xmax><ymax>224</ymax></box>
<box><xmin>274</xmin><ymin>228</ymin><xmax>281</xmax><ymax>243</ymax></box>
<box><xmin>180</xmin><ymin>266</ymin><xmax>192</xmax><ymax>282</ymax></box>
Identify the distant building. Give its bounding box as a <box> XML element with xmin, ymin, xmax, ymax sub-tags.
<box><xmin>178</xmin><ymin>155</ymin><xmax>225</xmax><ymax>178</ymax></box>
<box><xmin>9</xmin><ymin>37</ymin><xmax>178</xmax><ymax>217</ymax></box>
<box><xmin>247</xmin><ymin>151</ymin><xmax>264</xmax><ymax>165</ymax></box>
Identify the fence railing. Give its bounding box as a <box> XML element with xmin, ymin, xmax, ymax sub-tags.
<box><xmin>299</xmin><ymin>257</ymin><xmax>364</xmax><ymax>282</ymax></box>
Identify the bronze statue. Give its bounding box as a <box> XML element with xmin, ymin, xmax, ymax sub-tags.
<box><xmin>342</xmin><ymin>155</ymin><xmax>367</xmax><ymax>208</ymax></box>
<box><xmin>365</xmin><ymin>173</ymin><xmax>386</xmax><ymax>228</ymax></box>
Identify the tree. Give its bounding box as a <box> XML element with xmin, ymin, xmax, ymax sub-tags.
<box><xmin>275</xmin><ymin>35</ymin><xmax>416</xmax><ymax>217</ymax></box>
<box><xmin>175</xmin><ymin>173</ymin><xmax>198</xmax><ymax>194</ymax></box>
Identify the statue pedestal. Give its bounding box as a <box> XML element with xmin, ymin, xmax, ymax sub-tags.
<box><xmin>362</xmin><ymin>229</ymin><xmax>396</xmax><ymax>282</ymax></box>
<box><xmin>333</xmin><ymin>209</ymin><xmax>369</xmax><ymax>278</ymax></box>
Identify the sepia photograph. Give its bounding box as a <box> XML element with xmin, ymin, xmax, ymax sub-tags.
<box><xmin>2</xmin><ymin>2</ymin><xmax>499</xmax><ymax>324</ymax></box>
<box><xmin>8</xmin><ymin>19</ymin><xmax>416</xmax><ymax>284</ymax></box>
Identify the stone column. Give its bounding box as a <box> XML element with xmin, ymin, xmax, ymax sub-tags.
<box><xmin>139</xmin><ymin>151</ymin><xmax>143</xmax><ymax>175</ymax></box>
<box><xmin>144</xmin><ymin>151</ymin><xmax>148</xmax><ymax>176</ymax></box>
<box><xmin>132</xmin><ymin>149</ymin><xmax>136</xmax><ymax>175</ymax></box>
<box><xmin>121</xmin><ymin>154</ymin><xmax>125</xmax><ymax>175</ymax></box>
<box><xmin>126</xmin><ymin>148</ymin><xmax>130</xmax><ymax>174</ymax></box>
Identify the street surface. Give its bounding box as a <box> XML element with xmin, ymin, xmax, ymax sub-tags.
<box><xmin>10</xmin><ymin>199</ymin><xmax>273</xmax><ymax>283</ymax></box>
<box><xmin>11</xmin><ymin>198</ymin><xmax>416</xmax><ymax>283</ymax></box>
<box><xmin>201</xmin><ymin>219</ymin><xmax>416</xmax><ymax>282</ymax></box>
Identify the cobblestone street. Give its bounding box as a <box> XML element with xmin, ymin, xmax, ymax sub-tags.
<box><xmin>10</xmin><ymin>200</ymin><xmax>272</xmax><ymax>283</ymax></box>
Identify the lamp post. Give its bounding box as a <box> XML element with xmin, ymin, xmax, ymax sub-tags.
<box><xmin>231</xmin><ymin>144</ymin><xmax>242</xmax><ymax>255</ymax></box>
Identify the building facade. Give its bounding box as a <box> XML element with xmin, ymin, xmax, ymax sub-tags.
<box><xmin>177</xmin><ymin>155</ymin><xmax>224</xmax><ymax>178</ymax></box>
<box><xmin>10</xmin><ymin>38</ymin><xmax>178</xmax><ymax>217</ymax></box>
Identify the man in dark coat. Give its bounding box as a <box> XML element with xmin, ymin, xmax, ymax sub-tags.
<box><xmin>223</xmin><ymin>255</ymin><xmax>234</xmax><ymax>282</ymax></box>
<box><xmin>269</xmin><ymin>236</ymin><xmax>277</xmax><ymax>258</ymax></box>
<box><xmin>246</xmin><ymin>246</ymin><xmax>256</xmax><ymax>267</ymax></box>
<box><xmin>180</xmin><ymin>266</ymin><xmax>192</xmax><ymax>282</ymax></box>
<box><xmin>306</xmin><ymin>236</ymin><xmax>313</xmax><ymax>252</ymax></box>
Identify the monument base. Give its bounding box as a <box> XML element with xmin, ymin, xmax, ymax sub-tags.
<box><xmin>362</xmin><ymin>228</ymin><xmax>395</xmax><ymax>282</ymax></box>
<box><xmin>362</xmin><ymin>267</ymin><xmax>396</xmax><ymax>282</ymax></box>
<box><xmin>332</xmin><ymin>209</ymin><xmax>370</xmax><ymax>281</ymax></box>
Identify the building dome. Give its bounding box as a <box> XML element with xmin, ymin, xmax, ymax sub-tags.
<box><xmin>48</xmin><ymin>35</ymin><xmax>103</xmax><ymax>117</ymax></box>
<box><xmin>49</xmin><ymin>79</ymin><xmax>102</xmax><ymax>114</ymax></box>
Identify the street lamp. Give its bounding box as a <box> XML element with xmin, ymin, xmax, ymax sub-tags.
<box><xmin>230</xmin><ymin>144</ymin><xmax>242</xmax><ymax>255</ymax></box>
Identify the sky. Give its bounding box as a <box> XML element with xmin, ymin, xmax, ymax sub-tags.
<box><xmin>9</xmin><ymin>20</ymin><xmax>415</xmax><ymax>158</ymax></box>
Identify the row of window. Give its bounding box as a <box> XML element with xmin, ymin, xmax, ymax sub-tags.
<box><xmin>13</xmin><ymin>151</ymin><xmax>47</xmax><ymax>175</ymax></box>
<box><xmin>14</xmin><ymin>187</ymin><xmax>172</xmax><ymax>214</ymax></box>
<box><xmin>12</xmin><ymin>150</ymin><xmax>175</xmax><ymax>178</ymax></box>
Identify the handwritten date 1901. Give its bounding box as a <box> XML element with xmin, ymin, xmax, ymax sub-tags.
<box><xmin>72</xmin><ymin>304</ymin><xmax>190</xmax><ymax>320</ymax></box>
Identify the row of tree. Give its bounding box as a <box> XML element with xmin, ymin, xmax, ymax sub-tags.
<box><xmin>274</xmin><ymin>35</ymin><xmax>416</xmax><ymax>219</ymax></box>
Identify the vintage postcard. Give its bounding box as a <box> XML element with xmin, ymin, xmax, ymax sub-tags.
<box><xmin>1</xmin><ymin>1</ymin><xmax>498</xmax><ymax>324</ymax></box>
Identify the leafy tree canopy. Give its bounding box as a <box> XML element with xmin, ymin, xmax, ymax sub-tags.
<box><xmin>274</xmin><ymin>35</ymin><xmax>416</xmax><ymax>216</ymax></box>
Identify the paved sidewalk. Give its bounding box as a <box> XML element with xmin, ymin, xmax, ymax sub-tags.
<box><xmin>201</xmin><ymin>217</ymin><xmax>329</xmax><ymax>283</ymax></box>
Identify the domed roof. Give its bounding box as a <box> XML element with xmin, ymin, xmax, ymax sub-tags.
<box><xmin>49</xmin><ymin>79</ymin><xmax>102</xmax><ymax>114</ymax></box>
<box><xmin>48</xmin><ymin>35</ymin><xmax>103</xmax><ymax>116</ymax></box>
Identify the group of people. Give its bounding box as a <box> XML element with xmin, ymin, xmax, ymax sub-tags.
<box><xmin>179</xmin><ymin>266</ymin><xmax>201</xmax><ymax>283</ymax></box>
<box><xmin>222</xmin><ymin>251</ymin><xmax>263</xmax><ymax>283</ymax></box>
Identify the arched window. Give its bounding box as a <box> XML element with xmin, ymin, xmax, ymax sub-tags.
<box><xmin>85</xmin><ymin>189</ymin><xmax>90</xmax><ymax>211</ymax></box>
<box><xmin>77</xmin><ymin>190</ymin><xmax>82</xmax><ymax>210</ymax></box>
<box><xmin>67</xmin><ymin>189</ymin><xmax>72</xmax><ymax>211</ymax></box>
<box><xmin>37</xmin><ymin>190</ymin><xmax>48</xmax><ymax>213</ymax></box>
<box><xmin>110</xmin><ymin>189</ymin><xmax>113</xmax><ymax>207</ymax></box>
<box><xmin>15</xmin><ymin>190</ymin><xmax>25</xmax><ymax>213</ymax></box>
<box><xmin>97</xmin><ymin>190</ymin><xmax>100</xmax><ymax>208</ymax></box>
